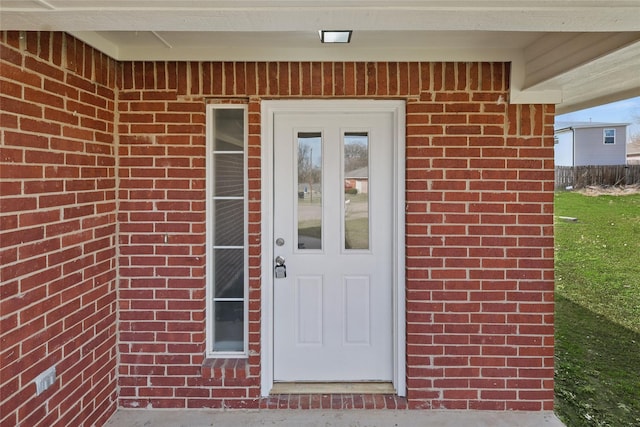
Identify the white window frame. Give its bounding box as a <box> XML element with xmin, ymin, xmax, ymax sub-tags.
<box><xmin>205</xmin><ymin>104</ymin><xmax>249</xmax><ymax>358</ymax></box>
<box><xmin>603</xmin><ymin>128</ymin><xmax>616</xmax><ymax>144</ymax></box>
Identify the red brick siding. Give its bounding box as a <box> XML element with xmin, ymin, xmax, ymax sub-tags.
<box><xmin>0</xmin><ymin>32</ymin><xmax>118</xmax><ymax>426</ymax></box>
<box><xmin>117</xmin><ymin>61</ymin><xmax>554</xmax><ymax>410</ymax></box>
<box><xmin>1</xmin><ymin>31</ymin><xmax>555</xmax><ymax>419</ymax></box>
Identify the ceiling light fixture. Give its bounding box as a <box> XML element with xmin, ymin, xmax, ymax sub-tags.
<box><xmin>319</xmin><ymin>30</ymin><xmax>352</xmax><ymax>43</ymax></box>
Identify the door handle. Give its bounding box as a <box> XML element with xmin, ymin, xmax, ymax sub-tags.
<box><xmin>274</xmin><ymin>256</ymin><xmax>286</xmax><ymax>279</ymax></box>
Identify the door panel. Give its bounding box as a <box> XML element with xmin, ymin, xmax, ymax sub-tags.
<box><xmin>296</xmin><ymin>276</ymin><xmax>323</xmax><ymax>345</ymax></box>
<box><xmin>273</xmin><ymin>111</ymin><xmax>393</xmax><ymax>382</ymax></box>
<box><xmin>344</xmin><ymin>276</ymin><xmax>370</xmax><ymax>345</ymax></box>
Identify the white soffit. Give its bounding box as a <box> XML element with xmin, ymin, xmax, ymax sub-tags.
<box><xmin>1</xmin><ymin>0</ymin><xmax>640</xmax><ymax>112</ymax></box>
<box><xmin>67</xmin><ymin>31</ymin><xmax>540</xmax><ymax>62</ymax></box>
<box><xmin>3</xmin><ymin>1</ymin><xmax>640</xmax><ymax>32</ymax></box>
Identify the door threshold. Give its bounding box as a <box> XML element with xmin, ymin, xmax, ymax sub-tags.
<box><xmin>271</xmin><ymin>382</ymin><xmax>395</xmax><ymax>395</ymax></box>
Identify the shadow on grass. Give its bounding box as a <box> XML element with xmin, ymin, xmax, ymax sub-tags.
<box><xmin>555</xmin><ymin>294</ymin><xmax>640</xmax><ymax>427</ymax></box>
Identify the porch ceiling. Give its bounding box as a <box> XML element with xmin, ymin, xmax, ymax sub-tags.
<box><xmin>1</xmin><ymin>0</ymin><xmax>639</xmax><ymax>113</ymax></box>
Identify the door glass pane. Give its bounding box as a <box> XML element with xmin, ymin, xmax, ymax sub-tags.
<box><xmin>297</xmin><ymin>132</ymin><xmax>322</xmax><ymax>250</ymax></box>
<box><xmin>344</xmin><ymin>132</ymin><xmax>370</xmax><ymax>250</ymax></box>
<box><xmin>213</xmin><ymin>301</ymin><xmax>244</xmax><ymax>351</ymax></box>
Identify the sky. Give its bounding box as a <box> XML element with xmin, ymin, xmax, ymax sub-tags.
<box><xmin>556</xmin><ymin>96</ymin><xmax>640</xmax><ymax>141</ymax></box>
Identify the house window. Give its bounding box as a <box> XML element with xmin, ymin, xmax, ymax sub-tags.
<box><xmin>206</xmin><ymin>104</ymin><xmax>248</xmax><ymax>357</ymax></box>
<box><xmin>604</xmin><ymin>128</ymin><xmax>616</xmax><ymax>144</ymax></box>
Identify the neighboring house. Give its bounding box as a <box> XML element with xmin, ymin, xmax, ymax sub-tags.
<box><xmin>345</xmin><ymin>166</ymin><xmax>369</xmax><ymax>194</ymax></box>
<box><xmin>1</xmin><ymin>2</ymin><xmax>640</xmax><ymax>426</ymax></box>
<box><xmin>554</xmin><ymin>122</ymin><xmax>629</xmax><ymax>166</ymax></box>
<box><xmin>628</xmin><ymin>139</ymin><xmax>640</xmax><ymax>164</ymax></box>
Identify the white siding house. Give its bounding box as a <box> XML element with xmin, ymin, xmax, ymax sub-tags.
<box><xmin>554</xmin><ymin>122</ymin><xmax>629</xmax><ymax>166</ymax></box>
<box><xmin>628</xmin><ymin>140</ymin><xmax>640</xmax><ymax>165</ymax></box>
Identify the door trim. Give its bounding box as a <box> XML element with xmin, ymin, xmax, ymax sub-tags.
<box><xmin>260</xmin><ymin>100</ymin><xmax>406</xmax><ymax>396</ymax></box>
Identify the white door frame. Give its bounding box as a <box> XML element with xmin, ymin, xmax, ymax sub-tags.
<box><xmin>260</xmin><ymin>100</ymin><xmax>406</xmax><ymax>396</ymax></box>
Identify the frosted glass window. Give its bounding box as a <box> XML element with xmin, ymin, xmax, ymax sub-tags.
<box><xmin>214</xmin><ymin>199</ymin><xmax>244</xmax><ymax>246</ymax></box>
<box><xmin>214</xmin><ymin>154</ymin><xmax>243</xmax><ymax>197</ymax></box>
<box><xmin>208</xmin><ymin>105</ymin><xmax>247</xmax><ymax>355</ymax></box>
<box><xmin>214</xmin><ymin>109</ymin><xmax>244</xmax><ymax>151</ymax></box>
<box><xmin>214</xmin><ymin>249</ymin><xmax>244</xmax><ymax>298</ymax></box>
<box><xmin>213</xmin><ymin>301</ymin><xmax>244</xmax><ymax>352</ymax></box>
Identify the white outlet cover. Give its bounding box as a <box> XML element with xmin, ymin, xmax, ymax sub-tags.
<box><xmin>34</xmin><ymin>366</ymin><xmax>56</xmax><ymax>395</ymax></box>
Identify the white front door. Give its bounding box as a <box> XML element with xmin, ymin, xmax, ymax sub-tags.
<box><xmin>272</xmin><ymin>108</ymin><xmax>394</xmax><ymax>382</ymax></box>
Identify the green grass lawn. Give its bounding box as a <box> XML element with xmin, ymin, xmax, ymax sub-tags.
<box><xmin>554</xmin><ymin>191</ymin><xmax>640</xmax><ymax>427</ymax></box>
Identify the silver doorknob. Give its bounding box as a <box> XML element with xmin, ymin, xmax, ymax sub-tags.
<box><xmin>275</xmin><ymin>256</ymin><xmax>286</xmax><ymax>266</ymax></box>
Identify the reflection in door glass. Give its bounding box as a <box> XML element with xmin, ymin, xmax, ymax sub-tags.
<box><xmin>297</xmin><ymin>132</ymin><xmax>322</xmax><ymax>250</ymax></box>
<box><xmin>344</xmin><ymin>132</ymin><xmax>369</xmax><ymax>250</ymax></box>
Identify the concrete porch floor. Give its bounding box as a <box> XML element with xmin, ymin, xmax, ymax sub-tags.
<box><xmin>106</xmin><ymin>409</ymin><xmax>566</xmax><ymax>427</ymax></box>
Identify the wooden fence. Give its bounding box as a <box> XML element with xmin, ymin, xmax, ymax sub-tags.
<box><xmin>555</xmin><ymin>165</ymin><xmax>640</xmax><ymax>189</ymax></box>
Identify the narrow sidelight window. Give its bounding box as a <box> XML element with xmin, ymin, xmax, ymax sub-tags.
<box><xmin>206</xmin><ymin>105</ymin><xmax>247</xmax><ymax>356</ymax></box>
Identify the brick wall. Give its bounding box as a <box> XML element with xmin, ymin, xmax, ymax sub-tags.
<box><xmin>0</xmin><ymin>32</ymin><xmax>118</xmax><ymax>426</ymax></box>
<box><xmin>117</xmin><ymin>61</ymin><xmax>555</xmax><ymax>410</ymax></box>
<box><xmin>404</xmin><ymin>64</ymin><xmax>555</xmax><ymax>410</ymax></box>
<box><xmin>116</xmin><ymin>64</ymin><xmax>263</xmax><ymax>409</ymax></box>
<box><xmin>1</xmin><ymin>30</ymin><xmax>555</xmax><ymax>420</ymax></box>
